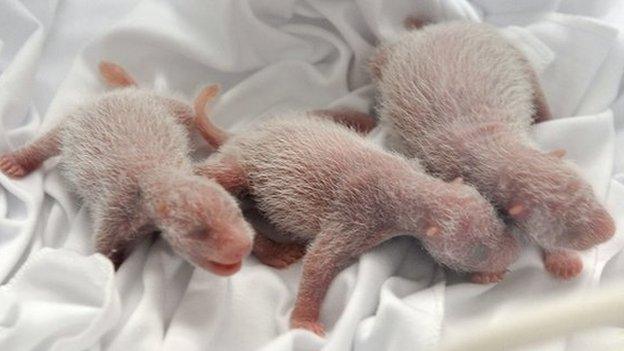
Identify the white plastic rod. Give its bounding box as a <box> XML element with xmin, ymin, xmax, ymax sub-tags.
<box><xmin>438</xmin><ymin>283</ymin><xmax>624</xmax><ymax>351</ymax></box>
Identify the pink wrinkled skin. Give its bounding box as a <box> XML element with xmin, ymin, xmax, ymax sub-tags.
<box><xmin>194</xmin><ymin>105</ymin><xmax>520</xmax><ymax>335</ymax></box>
<box><xmin>0</xmin><ymin>62</ymin><xmax>254</xmax><ymax>275</ymax></box>
<box><xmin>372</xmin><ymin>21</ymin><xmax>615</xmax><ymax>279</ymax></box>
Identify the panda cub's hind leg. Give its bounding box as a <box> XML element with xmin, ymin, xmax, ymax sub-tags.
<box><xmin>245</xmin><ymin>206</ymin><xmax>306</xmax><ymax>269</ymax></box>
<box><xmin>542</xmin><ymin>248</ymin><xmax>583</xmax><ymax>280</ymax></box>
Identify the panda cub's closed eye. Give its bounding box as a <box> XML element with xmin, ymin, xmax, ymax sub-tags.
<box><xmin>190</xmin><ymin>226</ymin><xmax>210</xmax><ymax>238</ymax></box>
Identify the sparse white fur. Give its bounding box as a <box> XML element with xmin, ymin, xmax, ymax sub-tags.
<box><xmin>203</xmin><ymin>112</ymin><xmax>519</xmax><ymax>273</ymax></box>
<box><xmin>60</xmin><ymin>88</ymin><xmax>194</xmax><ymax>217</ymax></box>
<box><xmin>196</xmin><ymin>110</ymin><xmax>522</xmax><ymax>334</ymax></box>
<box><xmin>374</xmin><ymin>21</ymin><xmax>614</xmax><ymax>253</ymax></box>
<box><xmin>0</xmin><ymin>84</ymin><xmax>254</xmax><ymax>275</ymax></box>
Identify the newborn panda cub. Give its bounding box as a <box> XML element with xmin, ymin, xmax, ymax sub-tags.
<box><xmin>372</xmin><ymin>21</ymin><xmax>615</xmax><ymax>279</ymax></box>
<box><xmin>193</xmin><ymin>100</ymin><xmax>520</xmax><ymax>335</ymax></box>
<box><xmin>0</xmin><ymin>62</ymin><xmax>254</xmax><ymax>276</ymax></box>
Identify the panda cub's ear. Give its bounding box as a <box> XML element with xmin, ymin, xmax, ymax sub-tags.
<box><xmin>425</xmin><ymin>226</ymin><xmax>439</xmax><ymax>237</ymax></box>
<box><xmin>99</xmin><ymin>61</ymin><xmax>137</xmax><ymax>87</ymax></box>
<box><xmin>547</xmin><ymin>149</ymin><xmax>566</xmax><ymax>159</ymax></box>
<box><xmin>507</xmin><ymin>203</ymin><xmax>527</xmax><ymax>219</ymax></box>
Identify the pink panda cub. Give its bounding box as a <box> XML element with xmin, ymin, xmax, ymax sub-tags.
<box><xmin>372</xmin><ymin>21</ymin><xmax>615</xmax><ymax>279</ymax></box>
<box><xmin>0</xmin><ymin>62</ymin><xmax>254</xmax><ymax>275</ymax></box>
<box><xmin>192</xmin><ymin>98</ymin><xmax>520</xmax><ymax>335</ymax></box>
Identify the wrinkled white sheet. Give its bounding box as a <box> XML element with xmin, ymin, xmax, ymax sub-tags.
<box><xmin>0</xmin><ymin>0</ymin><xmax>623</xmax><ymax>350</ymax></box>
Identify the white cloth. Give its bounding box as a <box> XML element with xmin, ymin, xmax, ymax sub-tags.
<box><xmin>0</xmin><ymin>0</ymin><xmax>623</xmax><ymax>350</ymax></box>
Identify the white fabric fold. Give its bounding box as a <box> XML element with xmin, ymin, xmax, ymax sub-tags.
<box><xmin>0</xmin><ymin>248</ymin><xmax>119</xmax><ymax>351</ymax></box>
